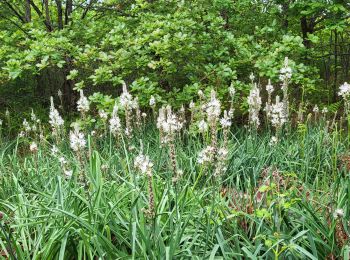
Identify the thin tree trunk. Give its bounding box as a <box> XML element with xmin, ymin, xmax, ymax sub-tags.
<box><xmin>65</xmin><ymin>0</ymin><xmax>73</xmax><ymax>25</ymax></box>
<box><xmin>43</xmin><ymin>0</ymin><xmax>53</xmax><ymax>31</ymax></box>
<box><xmin>25</xmin><ymin>0</ymin><xmax>31</xmax><ymax>22</ymax></box>
<box><xmin>55</xmin><ymin>0</ymin><xmax>63</xmax><ymax>29</ymax></box>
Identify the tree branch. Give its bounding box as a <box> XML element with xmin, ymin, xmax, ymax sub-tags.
<box><xmin>3</xmin><ymin>0</ymin><xmax>26</xmax><ymax>23</ymax></box>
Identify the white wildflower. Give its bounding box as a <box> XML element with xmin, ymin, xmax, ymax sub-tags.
<box><xmin>69</xmin><ymin>128</ymin><xmax>86</xmax><ymax>152</ymax></box>
<box><xmin>333</xmin><ymin>208</ymin><xmax>344</xmax><ymax>219</ymax></box>
<box><xmin>51</xmin><ymin>145</ymin><xmax>59</xmax><ymax>154</ymax></box>
<box><xmin>99</xmin><ymin>110</ymin><xmax>108</xmax><ymax>120</ymax></box>
<box><xmin>149</xmin><ymin>95</ymin><xmax>156</xmax><ymax>107</ymax></box>
<box><xmin>198</xmin><ymin>90</ymin><xmax>204</xmax><ymax>99</ymax></box>
<box><xmin>220</xmin><ymin>110</ymin><xmax>232</xmax><ymax>128</ymax></box>
<box><xmin>64</xmin><ymin>170</ymin><xmax>73</xmax><ymax>179</ymax></box>
<box><xmin>322</xmin><ymin>107</ymin><xmax>328</xmax><ymax>114</ymax></box>
<box><xmin>249</xmin><ymin>73</ymin><xmax>255</xmax><ymax>82</ymax></box>
<box><xmin>31</xmin><ymin>109</ymin><xmax>39</xmax><ymax>123</ymax></box>
<box><xmin>217</xmin><ymin>148</ymin><xmax>228</xmax><ymax>158</ymax></box>
<box><xmin>59</xmin><ymin>157</ymin><xmax>67</xmax><ymax>165</ymax></box>
<box><xmin>23</xmin><ymin>119</ymin><xmax>31</xmax><ymax>132</ymax></box>
<box><xmin>266</xmin><ymin>79</ymin><xmax>274</xmax><ymax>94</ymax></box>
<box><xmin>229</xmin><ymin>84</ymin><xmax>235</xmax><ymax>98</ymax></box>
<box><xmin>49</xmin><ymin>97</ymin><xmax>64</xmax><ymax>133</ymax></box>
<box><xmin>270</xmin><ymin>96</ymin><xmax>286</xmax><ymax>129</ymax></box>
<box><xmin>338</xmin><ymin>82</ymin><xmax>350</xmax><ymax>98</ymax></box>
<box><xmin>109</xmin><ymin>103</ymin><xmax>121</xmax><ymax>135</ymax></box>
<box><xmin>197</xmin><ymin>146</ymin><xmax>216</xmax><ymax>164</ymax></box>
<box><xmin>205</xmin><ymin>90</ymin><xmax>221</xmax><ymax>122</ymax></box>
<box><xmin>134</xmin><ymin>154</ymin><xmax>153</xmax><ymax>177</ymax></box>
<box><xmin>189</xmin><ymin>100</ymin><xmax>195</xmax><ymax>109</ymax></box>
<box><xmin>228</xmin><ymin>108</ymin><xmax>234</xmax><ymax>118</ymax></box>
<box><xmin>30</xmin><ymin>142</ymin><xmax>38</xmax><ymax>153</ymax></box>
<box><xmin>120</xmin><ymin>83</ymin><xmax>133</xmax><ymax>109</ymax></box>
<box><xmin>158</xmin><ymin>106</ymin><xmax>183</xmax><ymax>135</ymax></box>
<box><xmin>279</xmin><ymin>57</ymin><xmax>292</xmax><ymax>82</ymax></box>
<box><xmin>77</xmin><ymin>90</ymin><xmax>90</xmax><ymax>113</ymax></box>
<box><xmin>198</xmin><ymin>119</ymin><xmax>208</xmax><ymax>132</ymax></box>
<box><xmin>313</xmin><ymin>105</ymin><xmax>319</xmax><ymax>113</ymax></box>
<box><xmin>269</xmin><ymin>136</ymin><xmax>278</xmax><ymax>146</ymax></box>
<box><xmin>247</xmin><ymin>83</ymin><xmax>262</xmax><ymax>127</ymax></box>
<box><xmin>142</xmin><ymin>112</ymin><xmax>147</xmax><ymax>118</ymax></box>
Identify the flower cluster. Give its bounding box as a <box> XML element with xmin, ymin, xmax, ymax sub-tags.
<box><xmin>49</xmin><ymin>97</ymin><xmax>64</xmax><ymax>135</ymax></box>
<box><xmin>338</xmin><ymin>82</ymin><xmax>350</xmax><ymax>99</ymax></box>
<box><xmin>279</xmin><ymin>57</ymin><xmax>292</xmax><ymax>82</ymax></box>
<box><xmin>30</xmin><ymin>142</ymin><xmax>38</xmax><ymax>153</ymax></box>
<box><xmin>266</xmin><ymin>80</ymin><xmax>274</xmax><ymax>94</ymax></box>
<box><xmin>247</xmin><ymin>84</ymin><xmax>262</xmax><ymax>127</ymax></box>
<box><xmin>134</xmin><ymin>153</ymin><xmax>153</xmax><ymax>177</ymax></box>
<box><xmin>204</xmin><ymin>90</ymin><xmax>221</xmax><ymax>122</ymax></box>
<box><xmin>198</xmin><ymin>119</ymin><xmax>208</xmax><ymax>133</ymax></box>
<box><xmin>69</xmin><ymin>128</ymin><xmax>86</xmax><ymax>152</ymax></box>
<box><xmin>99</xmin><ymin>110</ymin><xmax>108</xmax><ymax>120</ymax></box>
<box><xmin>220</xmin><ymin>110</ymin><xmax>232</xmax><ymax>128</ymax></box>
<box><xmin>120</xmin><ymin>83</ymin><xmax>133</xmax><ymax>109</ymax></box>
<box><xmin>109</xmin><ymin>103</ymin><xmax>121</xmax><ymax>135</ymax></box>
<box><xmin>77</xmin><ymin>90</ymin><xmax>90</xmax><ymax>113</ymax></box>
<box><xmin>157</xmin><ymin>106</ymin><xmax>183</xmax><ymax>139</ymax></box>
<box><xmin>149</xmin><ymin>95</ymin><xmax>156</xmax><ymax>107</ymax></box>
<box><xmin>270</xmin><ymin>96</ymin><xmax>287</xmax><ymax>130</ymax></box>
<box><xmin>197</xmin><ymin>145</ymin><xmax>216</xmax><ymax>165</ymax></box>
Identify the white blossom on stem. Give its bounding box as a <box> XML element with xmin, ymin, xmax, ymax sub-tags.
<box><xmin>109</xmin><ymin>103</ymin><xmax>121</xmax><ymax>135</ymax></box>
<box><xmin>69</xmin><ymin>128</ymin><xmax>86</xmax><ymax>152</ymax></box>
<box><xmin>49</xmin><ymin>97</ymin><xmax>64</xmax><ymax>135</ymax></box>
<box><xmin>77</xmin><ymin>90</ymin><xmax>89</xmax><ymax>113</ymax></box>
<box><xmin>270</xmin><ymin>96</ymin><xmax>286</xmax><ymax>130</ymax></box>
<box><xmin>247</xmin><ymin>83</ymin><xmax>262</xmax><ymax>127</ymax></box>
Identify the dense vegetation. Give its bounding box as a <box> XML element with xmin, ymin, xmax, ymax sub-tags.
<box><xmin>1</xmin><ymin>0</ymin><xmax>350</xmax><ymax>259</ymax></box>
<box><xmin>0</xmin><ymin>0</ymin><xmax>350</xmax><ymax>118</ymax></box>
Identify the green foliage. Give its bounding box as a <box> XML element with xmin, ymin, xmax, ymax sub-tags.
<box><xmin>2</xmin><ymin>0</ymin><xmax>349</xmax><ymax>115</ymax></box>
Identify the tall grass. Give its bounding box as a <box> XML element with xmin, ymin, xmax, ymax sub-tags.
<box><xmin>0</xmin><ymin>121</ymin><xmax>349</xmax><ymax>259</ymax></box>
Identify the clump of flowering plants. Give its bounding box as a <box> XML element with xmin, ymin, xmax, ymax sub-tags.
<box><xmin>1</xmin><ymin>70</ymin><xmax>350</xmax><ymax>259</ymax></box>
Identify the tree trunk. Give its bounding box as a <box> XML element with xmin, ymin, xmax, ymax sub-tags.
<box><xmin>25</xmin><ymin>0</ymin><xmax>31</xmax><ymax>22</ymax></box>
<box><xmin>65</xmin><ymin>0</ymin><xmax>73</xmax><ymax>25</ymax></box>
<box><xmin>43</xmin><ymin>0</ymin><xmax>53</xmax><ymax>31</ymax></box>
<box><xmin>300</xmin><ymin>16</ymin><xmax>312</xmax><ymax>49</ymax></box>
<box><xmin>55</xmin><ymin>0</ymin><xmax>63</xmax><ymax>29</ymax></box>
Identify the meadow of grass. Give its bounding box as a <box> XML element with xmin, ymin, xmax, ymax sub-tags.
<box><xmin>0</xmin><ymin>118</ymin><xmax>349</xmax><ymax>259</ymax></box>
<box><xmin>1</xmin><ymin>76</ymin><xmax>350</xmax><ymax>259</ymax></box>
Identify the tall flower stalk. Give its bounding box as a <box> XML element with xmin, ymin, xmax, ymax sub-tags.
<box><xmin>338</xmin><ymin>82</ymin><xmax>350</xmax><ymax>141</ymax></box>
<box><xmin>77</xmin><ymin>90</ymin><xmax>90</xmax><ymax>118</ymax></box>
<box><xmin>49</xmin><ymin>97</ymin><xmax>64</xmax><ymax>142</ymax></box>
<box><xmin>247</xmin><ymin>83</ymin><xmax>262</xmax><ymax>129</ymax></box>
<box><xmin>265</xmin><ymin>79</ymin><xmax>274</xmax><ymax>121</ymax></box>
<box><xmin>157</xmin><ymin>105</ymin><xmax>183</xmax><ymax>182</ymax></box>
<box><xmin>109</xmin><ymin>102</ymin><xmax>122</xmax><ymax>142</ymax></box>
<box><xmin>134</xmin><ymin>146</ymin><xmax>155</xmax><ymax>218</ymax></box>
<box><xmin>120</xmin><ymin>83</ymin><xmax>133</xmax><ymax>138</ymax></box>
<box><xmin>69</xmin><ymin>126</ymin><xmax>86</xmax><ymax>186</ymax></box>
<box><xmin>205</xmin><ymin>90</ymin><xmax>221</xmax><ymax>153</ymax></box>
<box><xmin>279</xmin><ymin>57</ymin><xmax>292</xmax><ymax>120</ymax></box>
<box><xmin>270</xmin><ymin>95</ymin><xmax>287</xmax><ymax>142</ymax></box>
